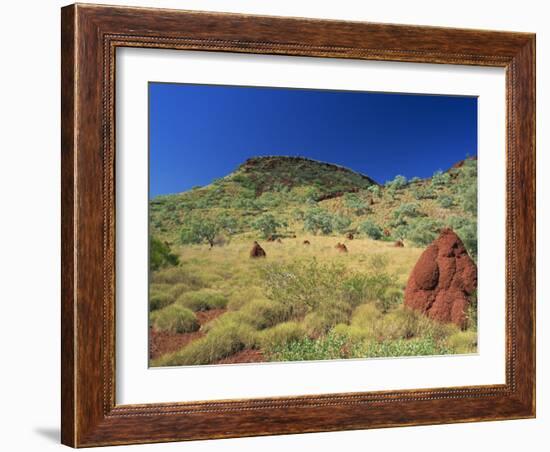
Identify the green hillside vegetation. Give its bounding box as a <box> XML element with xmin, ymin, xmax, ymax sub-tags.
<box><xmin>149</xmin><ymin>156</ymin><xmax>478</xmax><ymax>366</ymax></box>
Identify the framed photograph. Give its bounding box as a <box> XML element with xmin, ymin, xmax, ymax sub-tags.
<box><xmin>61</xmin><ymin>3</ymin><xmax>535</xmax><ymax>447</ymax></box>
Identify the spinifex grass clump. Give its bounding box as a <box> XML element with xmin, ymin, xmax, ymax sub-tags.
<box><xmin>153</xmin><ymin>305</ymin><xmax>199</xmax><ymax>334</ymax></box>
<box><xmin>153</xmin><ymin>313</ymin><xmax>258</xmax><ymax>366</ymax></box>
<box><xmin>176</xmin><ymin>289</ymin><xmax>228</xmax><ymax>312</ymax></box>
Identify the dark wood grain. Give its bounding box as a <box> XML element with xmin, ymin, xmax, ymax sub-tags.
<box><xmin>61</xmin><ymin>3</ymin><xmax>536</xmax><ymax>447</ymax></box>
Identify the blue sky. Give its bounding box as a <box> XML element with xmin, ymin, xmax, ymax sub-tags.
<box><xmin>149</xmin><ymin>82</ymin><xmax>477</xmax><ymax>197</ymax></box>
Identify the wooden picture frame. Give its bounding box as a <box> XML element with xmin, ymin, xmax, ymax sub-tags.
<box><xmin>61</xmin><ymin>3</ymin><xmax>535</xmax><ymax>447</ymax></box>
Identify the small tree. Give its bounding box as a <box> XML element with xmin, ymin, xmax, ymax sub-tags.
<box><xmin>303</xmin><ymin>208</ymin><xmax>334</xmax><ymax>235</ymax></box>
<box><xmin>393</xmin><ymin>203</ymin><xmax>420</xmax><ymax>222</ymax></box>
<box><xmin>150</xmin><ymin>237</ymin><xmax>179</xmax><ymax>271</ymax></box>
<box><xmin>405</xmin><ymin>218</ymin><xmax>443</xmax><ymax>247</ymax></box>
<box><xmin>438</xmin><ymin>195</ymin><xmax>454</xmax><ymax>209</ymax></box>
<box><xmin>218</xmin><ymin>213</ymin><xmax>239</xmax><ymax>235</ymax></box>
<box><xmin>333</xmin><ymin>215</ymin><xmax>352</xmax><ymax>233</ymax></box>
<box><xmin>343</xmin><ymin>193</ymin><xmax>369</xmax><ymax>216</ymax></box>
<box><xmin>359</xmin><ymin>220</ymin><xmax>383</xmax><ymax>240</ymax></box>
<box><xmin>386</xmin><ymin>175</ymin><xmax>408</xmax><ymax>190</ymax></box>
<box><xmin>367</xmin><ymin>185</ymin><xmax>381</xmax><ymax>198</ymax></box>
<box><xmin>431</xmin><ymin>170</ymin><xmax>451</xmax><ymax>187</ymax></box>
<box><xmin>252</xmin><ymin>213</ymin><xmax>286</xmax><ymax>238</ymax></box>
<box><xmin>180</xmin><ymin>216</ymin><xmax>221</xmax><ymax>248</ymax></box>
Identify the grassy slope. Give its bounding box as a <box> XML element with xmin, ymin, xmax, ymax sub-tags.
<box><xmin>149</xmin><ymin>156</ymin><xmax>478</xmax><ymax>365</ymax></box>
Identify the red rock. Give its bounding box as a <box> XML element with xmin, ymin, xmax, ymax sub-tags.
<box><xmin>404</xmin><ymin>228</ymin><xmax>477</xmax><ymax>328</ymax></box>
<box><xmin>394</xmin><ymin>240</ymin><xmax>405</xmax><ymax>248</ymax></box>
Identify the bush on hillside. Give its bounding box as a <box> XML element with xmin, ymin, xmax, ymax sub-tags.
<box><xmin>302</xmin><ymin>208</ymin><xmax>350</xmax><ymax>235</ymax></box>
<box><xmin>438</xmin><ymin>195</ymin><xmax>454</xmax><ymax>208</ymax></box>
<box><xmin>431</xmin><ymin>170</ymin><xmax>451</xmax><ymax>187</ymax></box>
<box><xmin>412</xmin><ymin>186</ymin><xmax>436</xmax><ymax>200</ymax></box>
<box><xmin>251</xmin><ymin>213</ymin><xmax>286</xmax><ymax>238</ymax></box>
<box><xmin>386</xmin><ymin>174</ymin><xmax>408</xmax><ymax>190</ymax></box>
<box><xmin>367</xmin><ymin>185</ymin><xmax>381</xmax><ymax>198</ymax></box>
<box><xmin>150</xmin><ymin>237</ymin><xmax>179</xmax><ymax>271</ymax></box>
<box><xmin>343</xmin><ymin>193</ymin><xmax>370</xmax><ymax>215</ymax></box>
<box><xmin>401</xmin><ymin>217</ymin><xmax>443</xmax><ymax>246</ymax></box>
<box><xmin>358</xmin><ymin>220</ymin><xmax>383</xmax><ymax>240</ymax></box>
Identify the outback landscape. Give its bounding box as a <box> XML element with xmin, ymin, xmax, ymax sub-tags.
<box><xmin>148</xmin><ymin>155</ymin><xmax>478</xmax><ymax>367</ymax></box>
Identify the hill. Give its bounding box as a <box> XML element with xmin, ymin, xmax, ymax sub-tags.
<box><xmin>150</xmin><ymin>155</ymin><xmax>477</xmax><ymax>258</ymax></box>
<box><xmin>233</xmin><ymin>156</ymin><xmax>378</xmax><ymax>197</ymax></box>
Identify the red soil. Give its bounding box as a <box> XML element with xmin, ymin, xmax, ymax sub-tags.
<box><xmin>215</xmin><ymin>349</ymin><xmax>265</xmax><ymax>364</ymax></box>
<box><xmin>149</xmin><ymin>308</ymin><xmax>226</xmax><ymax>360</ymax></box>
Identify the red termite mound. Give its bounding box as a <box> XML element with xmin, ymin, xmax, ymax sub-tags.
<box><xmin>250</xmin><ymin>241</ymin><xmax>266</xmax><ymax>258</ymax></box>
<box><xmin>335</xmin><ymin>243</ymin><xmax>348</xmax><ymax>253</ymax></box>
<box><xmin>404</xmin><ymin>228</ymin><xmax>477</xmax><ymax>328</ymax></box>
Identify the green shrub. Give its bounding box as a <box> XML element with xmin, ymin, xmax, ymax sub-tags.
<box><xmin>405</xmin><ymin>218</ymin><xmax>444</xmax><ymax>246</ymax></box>
<box><xmin>342</xmin><ymin>274</ymin><xmax>370</xmax><ymax>307</ymax></box>
<box><xmin>437</xmin><ymin>195</ymin><xmax>454</xmax><ymax>208</ymax></box>
<box><xmin>431</xmin><ymin>170</ymin><xmax>451</xmax><ymax>187</ymax></box>
<box><xmin>150</xmin><ymin>237</ymin><xmax>179</xmax><ymax>271</ymax></box>
<box><xmin>301</xmin><ymin>209</ymin><xmax>351</xmax><ymax>235</ymax></box>
<box><xmin>362</xmin><ymin>337</ymin><xmax>451</xmax><ymax>358</ymax></box>
<box><xmin>333</xmin><ymin>214</ymin><xmax>352</xmax><ymax>233</ymax></box>
<box><xmin>343</xmin><ymin>193</ymin><xmax>370</xmax><ymax>215</ymax></box>
<box><xmin>266</xmin><ymin>332</ymin><xmax>355</xmax><ymax>362</ymax></box>
<box><xmin>303</xmin><ymin>208</ymin><xmax>338</xmax><ymax>235</ymax></box>
<box><xmin>260</xmin><ymin>259</ymin><xmax>348</xmax><ymax>316</ymax></box>
<box><xmin>367</xmin><ymin>185</ymin><xmax>381</xmax><ymax>198</ymax></box>
<box><xmin>359</xmin><ymin>220</ymin><xmax>383</xmax><ymax>240</ymax></box>
<box><xmin>412</xmin><ymin>186</ymin><xmax>436</xmax><ymax>200</ymax></box>
<box><xmin>364</xmin><ymin>272</ymin><xmax>397</xmax><ymax>303</ymax></box>
<box><xmin>177</xmin><ymin>289</ymin><xmax>227</xmax><ymax>312</ymax></box>
<box><xmin>393</xmin><ymin>203</ymin><xmax>420</xmax><ymax>220</ymax></box>
<box><xmin>251</xmin><ymin>213</ymin><xmax>286</xmax><ymax>238</ymax></box>
<box><xmin>386</xmin><ymin>175</ymin><xmax>408</xmax><ymax>190</ymax></box>
<box><xmin>153</xmin><ymin>305</ymin><xmax>199</xmax><ymax>334</ymax></box>
<box><xmin>376</xmin><ymin>287</ymin><xmax>403</xmax><ymax>313</ymax></box>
